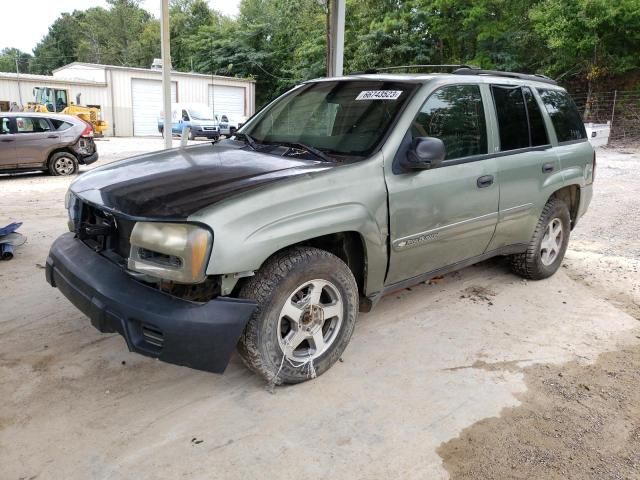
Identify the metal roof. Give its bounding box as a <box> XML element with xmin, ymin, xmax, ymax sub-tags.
<box><xmin>0</xmin><ymin>71</ymin><xmax>106</xmax><ymax>86</ymax></box>
<box><xmin>53</xmin><ymin>62</ymin><xmax>255</xmax><ymax>83</ymax></box>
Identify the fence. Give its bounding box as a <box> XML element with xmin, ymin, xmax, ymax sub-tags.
<box><xmin>570</xmin><ymin>90</ymin><xmax>640</xmax><ymax>145</ymax></box>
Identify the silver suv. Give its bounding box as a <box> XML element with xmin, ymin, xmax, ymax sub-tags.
<box><xmin>0</xmin><ymin>112</ymin><xmax>98</xmax><ymax>176</ymax></box>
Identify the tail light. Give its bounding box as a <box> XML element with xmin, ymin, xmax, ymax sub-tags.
<box><xmin>591</xmin><ymin>150</ymin><xmax>596</xmax><ymax>183</ymax></box>
<box><xmin>80</xmin><ymin>119</ymin><xmax>94</xmax><ymax>138</ymax></box>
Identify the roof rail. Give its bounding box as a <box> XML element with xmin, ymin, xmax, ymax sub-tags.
<box><xmin>452</xmin><ymin>67</ymin><xmax>558</xmax><ymax>85</ymax></box>
<box><xmin>350</xmin><ymin>64</ymin><xmax>479</xmax><ymax>75</ymax></box>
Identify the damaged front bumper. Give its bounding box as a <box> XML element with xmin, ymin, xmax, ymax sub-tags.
<box><xmin>46</xmin><ymin>233</ymin><xmax>257</xmax><ymax>373</ymax></box>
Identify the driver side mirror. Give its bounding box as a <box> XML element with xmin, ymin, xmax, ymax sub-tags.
<box><xmin>400</xmin><ymin>137</ymin><xmax>446</xmax><ymax>171</ymax></box>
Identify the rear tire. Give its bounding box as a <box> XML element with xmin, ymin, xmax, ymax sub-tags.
<box><xmin>238</xmin><ymin>247</ymin><xmax>358</xmax><ymax>384</ymax></box>
<box><xmin>189</xmin><ymin>131</ymin><xmax>196</xmax><ymax>140</ymax></box>
<box><xmin>510</xmin><ymin>197</ymin><xmax>571</xmax><ymax>280</ymax></box>
<box><xmin>48</xmin><ymin>152</ymin><xmax>79</xmax><ymax>176</ymax></box>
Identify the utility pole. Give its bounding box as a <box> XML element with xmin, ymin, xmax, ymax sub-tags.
<box><xmin>160</xmin><ymin>0</ymin><xmax>172</xmax><ymax>150</ymax></box>
<box><xmin>15</xmin><ymin>56</ymin><xmax>23</xmax><ymax>107</ymax></box>
<box><xmin>326</xmin><ymin>0</ymin><xmax>345</xmax><ymax>77</ymax></box>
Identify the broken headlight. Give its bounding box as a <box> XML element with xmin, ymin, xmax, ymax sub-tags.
<box><xmin>128</xmin><ymin>222</ymin><xmax>212</xmax><ymax>284</ymax></box>
<box><xmin>65</xmin><ymin>190</ymin><xmax>81</xmax><ymax>232</ymax></box>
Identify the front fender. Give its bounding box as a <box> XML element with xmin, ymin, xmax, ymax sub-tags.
<box><xmin>189</xmin><ymin>158</ymin><xmax>389</xmax><ymax>295</ymax></box>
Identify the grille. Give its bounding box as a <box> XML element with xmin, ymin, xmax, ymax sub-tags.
<box><xmin>77</xmin><ymin>201</ymin><xmax>134</xmax><ymax>261</ymax></box>
<box><xmin>141</xmin><ymin>324</ymin><xmax>164</xmax><ymax>348</ymax></box>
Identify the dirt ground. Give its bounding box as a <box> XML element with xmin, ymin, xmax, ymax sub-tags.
<box><xmin>0</xmin><ymin>138</ymin><xmax>638</xmax><ymax>480</ymax></box>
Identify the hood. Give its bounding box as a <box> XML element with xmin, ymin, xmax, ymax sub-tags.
<box><xmin>71</xmin><ymin>142</ymin><xmax>334</xmax><ymax>219</ymax></box>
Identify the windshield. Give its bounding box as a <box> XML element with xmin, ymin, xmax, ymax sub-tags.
<box><xmin>189</xmin><ymin>106</ymin><xmax>216</xmax><ymax>121</ymax></box>
<box><xmin>244</xmin><ymin>80</ymin><xmax>418</xmax><ymax>157</ymax></box>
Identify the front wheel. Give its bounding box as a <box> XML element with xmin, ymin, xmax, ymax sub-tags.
<box><xmin>238</xmin><ymin>247</ymin><xmax>358</xmax><ymax>384</ymax></box>
<box><xmin>510</xmin><ymin>197</ymin><xmax>571</xmax><ymax>279</ymax></box>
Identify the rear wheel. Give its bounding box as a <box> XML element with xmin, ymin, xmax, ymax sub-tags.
<box><xmin>510</xmin><ymin>197</ymin><xmax>571</xmax><ymax>279</ymax></box>
<box><xmin>48</xmin><ymin>152</ymin><xmax>79</xmax><ymax>176</ymax></box>
<box><xmin>238</xmin><ymin>247</ymin><xmax>358</xmax><ymax>384</ymax></box>
<box><xmin>188</xmin><ymin>131</ymin><xmax>196</xmax><ymax>140</ymax></box>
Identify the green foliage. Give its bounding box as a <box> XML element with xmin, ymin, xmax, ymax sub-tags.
<box><xmin>7</xmin><ymin>0</ymin><xmax>640</xmax><ymax>105</ymax></box>
<box><xmin>530</xmin><ymin>0</ymin><xmax>640</xmax><ymax>80</ymax></box>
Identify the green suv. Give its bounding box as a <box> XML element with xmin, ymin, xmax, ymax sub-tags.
<box><xmin>46</xmin><ymin>67</ymin><xmax>594</xmax><ymax>384</ymax></box>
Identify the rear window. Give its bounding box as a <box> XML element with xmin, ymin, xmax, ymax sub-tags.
<box><xmin>537</xmin><ymin>89</ymin><xmax>586</xmax><ymax>143</ymax></box>
<box><xmin>51</xmin><ymin>119</ymin><xmax>73</xmax><ymax>131</ymax></box>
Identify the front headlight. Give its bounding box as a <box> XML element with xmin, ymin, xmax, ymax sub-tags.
<box><xmin>128</xmin><ymin>222</ymin><xmax>213</xmax><ymax>284</ymax></box>
<box><xmin>65</xmin><ymin>190</ymin><xmax>80</xmax><ymax>232</ymax></box>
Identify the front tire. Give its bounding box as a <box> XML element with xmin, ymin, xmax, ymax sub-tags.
<box><xmin>510</xmin><ymin>197</ymin><xmax>571</xmax><ymax>280</ymax></box>
<box><xmin>48</xmin><ymin>152</ymin><xmax>79</xmax><ymax>176</ymax></box>
<box><xmin>238</xmin><ymin>247</ymin><xmax>358</xmax><ymax>384</ymax></box>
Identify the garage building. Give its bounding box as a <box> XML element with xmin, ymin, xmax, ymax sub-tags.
<box><xmin>0</xmin><ymin>62</ymin><xmax>255</xmax><ymax>137</ymax></box>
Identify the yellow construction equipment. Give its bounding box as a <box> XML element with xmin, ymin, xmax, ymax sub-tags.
<box><xmin>24</xmin><ymin>87</ymin><xmax>108</xmax><ymax>136</ymax></box>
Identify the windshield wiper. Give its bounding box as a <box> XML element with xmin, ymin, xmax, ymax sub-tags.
<box><xmin>235</xmin><ymin>132</ymin><xmax>258</xmax><ymax>150</ymax></box>
<box><xmin>275</xmin><ymin>141</ymin><xmax>335</xmax><ymax>163</ymax></box>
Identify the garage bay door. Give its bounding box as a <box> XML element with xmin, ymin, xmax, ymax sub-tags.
<box><xmin>208</xmin><ymin>85</ymin><xmax>245</xmax><ymax>119</ymax></box>
<box><xmin>131</xmin><ymin>79</ymin><xmax>177</xmax><ymax>136</ymax></box>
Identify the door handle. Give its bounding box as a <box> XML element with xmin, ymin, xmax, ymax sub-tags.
<box><xmin>477</xmin><ymin>175</ymin><xmax>494</xmax><ymax>188</ymax></box>
<box><xmin>47</xmin><ymin>135</ymin><xmax>59</xmax><ymax>139</ymax></box>
<box><xmin>542</xmin><ymin>163</ymin><xmax>555</xmax><ymax>173</ymax></box>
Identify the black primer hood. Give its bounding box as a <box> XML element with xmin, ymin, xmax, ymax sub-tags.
<box><xmin>71</xmin><ymin>142</ymin><xmax>335</xmax><ymax>219</ymax></box>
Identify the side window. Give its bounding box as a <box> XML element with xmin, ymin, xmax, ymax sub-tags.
<box><xmin>15</xmin><ymin>117</ymin><xmax>35</xmax><ymax>133</ymax></box>
<box><xmin>491</xmin><ymin>86</ymin><xmax>529</xmax><ymax>151</ymax></box>
<box><xmin>15</xmin><ymin>117</ymin><xmax>51</xmax><ymax>133</ymax></box>
<box><xmin>412</xmin><ymin>85</ymin><xmax>487</xmax><ymax>160</ymax></box>
<box><xmin>35</xmin><ymin>118</ymin><xmax>51</xmax><ymax>132</ymax></box>
<box><xmin>182</xmin><ymin>109</ymin><xmax>190</xmax><ymax>121</ymax></box>
<box><xmin>537</xmin><ymin>89</ymin><xmax>586</xmax><ymax>143</ymax></box>
<box><xmin>0</xmin><ymin>117</ymin><xmax>11</xmax><ymax>134</ymax></box>
<box><xmin>50</xmin><ymin>119</ymin><xmax>73</xmax><ymax>131</ymax></box>
<box><xmin>523</xmin><ymin>88</ymin><xmax>549</xmax><ymax>146</ymax></box>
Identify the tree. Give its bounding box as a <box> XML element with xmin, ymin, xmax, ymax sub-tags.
<box><xmin>0</xmin><ymin>48</ymin><xmax>33</xmax><ymax>73</ymax></box>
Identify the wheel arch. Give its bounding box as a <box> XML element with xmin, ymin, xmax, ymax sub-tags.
<box><xmin>232</xmin><ymin>231</ymin><xmax>372</xmax><ymax>311</ymax></box>
<box><xmin>549</xmin><ymin>184</ymin><xmax>580</xmax><ymax>229</ymax></box>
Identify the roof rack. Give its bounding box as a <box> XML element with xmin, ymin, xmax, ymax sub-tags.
<box><xmin>350</xmin><ymin>64</ymin><xmax>479</xmax><ymax>75</ymax></box>
<box><xmin>452</xmin><ymin>67</ymin><xmax>558</xmax><ymax>85</ymax></box>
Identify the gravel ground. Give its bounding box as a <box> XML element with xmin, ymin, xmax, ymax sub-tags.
<box><xmin>438</xmin><ymin>146</ymin><xmax>640</xmax><ymax>479</ymax></box>
<box><xmin>0</xmin><ymin>140</ymin><xmax>638</xmax><ymax>480</ymax></box>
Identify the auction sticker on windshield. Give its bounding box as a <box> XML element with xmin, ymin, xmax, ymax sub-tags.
<box><xmin>355</xmin><ymin>90</ymin><xmax>403</xmax><ymax>101</ymax></box>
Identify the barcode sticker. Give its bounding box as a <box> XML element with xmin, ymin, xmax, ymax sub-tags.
<box><xmin>355</xmin><ymin>90</ymin><xmax>403</xmax><ymax>101</ymax></box>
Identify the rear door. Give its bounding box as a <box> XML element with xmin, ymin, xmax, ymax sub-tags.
<box><xmin>385</xmin><ymin>84</ymin><xmax>500</xmax><ymax>285</ymax></box>
<box><xmin>486</xmin><ymin>85</ymin><xmax>560</xmax><ymax>251</ymax></box>
<box><xmin>14</xmin><ymin>116</ymin><xmax>61</xmax><ymax>167</ymax></box>
<box><xmin>0</xmin><ymin>116</ymin><xmax>17</xmax><ymax>169</ymax></box>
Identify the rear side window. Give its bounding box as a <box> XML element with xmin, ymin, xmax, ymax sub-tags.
<box><xmin>537</xmin><ymin>89</ymin><xmax>586</xmax><ymax>143</ymax></box>
<box><xmin>491</xmin><ymin>86</ymin><xmax>529</xmax><ymax>150</ymax></box>
<box><xmin>412</xmin><ymin>85</ymin><xmax>487</xmax><ymax>160</ymax></box>
<box><xmin>50</xmin><ymin>119</ymin><xmax>73</xmax><ymax>131</ymax></box>
<box><xmin>523</xmin><ymin>87</ymin><xmax>549</xmax><ymax>146</ymax></box>
<box><xmin>492</xmin><ymin>85</ymin><xmax>550</xmax><ymax>150</ymax></box>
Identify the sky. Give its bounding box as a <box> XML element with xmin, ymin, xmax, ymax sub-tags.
<box><xmin>0</xmin><ymin>0</ymin><xmax>242</xmax><ymax>53</ymax></box>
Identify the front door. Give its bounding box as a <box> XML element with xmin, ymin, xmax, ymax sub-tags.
<box><xmin>385</xmin><ymin>84</ymin><xmax>500</xmax><ymax>286</ymax></box>
<box><xmin>0</xmin><ymin>117</ymin><xmax>17</xmax><ymax>169</ymax></box>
